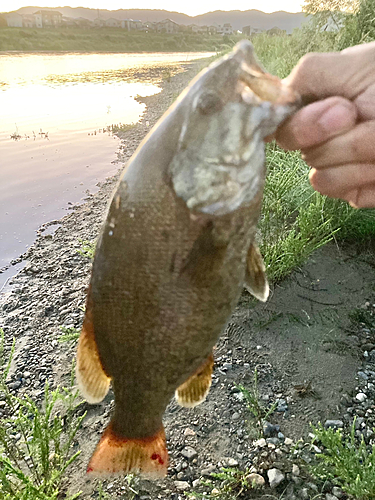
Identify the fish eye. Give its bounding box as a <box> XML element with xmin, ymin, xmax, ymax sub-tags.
<box><xmin>196</xmin><ymin>91</ymin><xmax>223</xmax><ymax>115</ymax></box>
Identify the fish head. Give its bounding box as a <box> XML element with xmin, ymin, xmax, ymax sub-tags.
<box><xmin>170</xmin><ymin>40</ymin><xmax>301</xmax><ymax>215</ymax></box>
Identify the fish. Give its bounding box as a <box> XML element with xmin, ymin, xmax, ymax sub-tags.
<box><xmin>76</xmin><ymin>40</ymin><xmax>301</xmax><ymax>478</ymax></box>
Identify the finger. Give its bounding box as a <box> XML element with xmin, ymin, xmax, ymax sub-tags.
<box><xmin>304</xmin><ymin>121</ymin><xmax>375</xmax><ymax>168</ymax></box>
<box><xmin>347</xmin><ymin>185</ymin><xmax>375</xmax><ymax>209</ymax></box>
<box><xmin>284</xmin><ymin>42</ymin><xmax>375</xmax><ymax>101</ymax></box>
<box><xmin>276</xmin><ymin>97</ymin><xmax>357</xmax><ymax>150</ymax></box>
<box><xmin>309</xmin><ymin>163</ymin><xmax>375</xmax><ymax>198</ymax></box>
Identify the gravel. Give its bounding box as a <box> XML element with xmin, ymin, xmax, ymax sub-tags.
<box><xmin>1</xmin><ymin>58</ymin><xmax>375</xmax><ymax>500</ymax></box>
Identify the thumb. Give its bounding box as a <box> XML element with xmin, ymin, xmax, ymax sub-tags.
<box><xmin>276</xmin><ymin>97</ymin><xmax>357</xmax><ymax>151</ymax></box>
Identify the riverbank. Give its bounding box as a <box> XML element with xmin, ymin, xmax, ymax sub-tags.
<box><xmin>1</xmin><ymin>59</ymin><xmax>375</xmax><ymax>500</ymax></box>
<box><xmin>0</xmin><ymin>27</ymin><xmax>234</xmax><ymax>52</ymax></box>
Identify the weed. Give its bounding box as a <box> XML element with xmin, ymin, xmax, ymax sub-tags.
<box><xmin>188</xmin><ymin>467</ymin><xmax>263</xmax><ymax>499</ymax></box>
<box><xmin>237</xmin><ymin>369</ymin><xmax>277</xmax><ymax>437</ymax></box>
<box><xmin>161</xmin><ymin>68</ymin><xmax>172</xmax><ymax>82</ymax></box>
<box><xmin>58</xmin><ymin>326</ymin><xmax>81</xmax><ymax>343</ymax></box>
<box><xmin>77</xmin><ymin>239</ymin><xmax>96</xmax><ymax>260</ymax></box>
<box><xmin>348</xmin><ymin>308</ymin><xmax>375</xmax><ymax>329</ymax></box>
<box><xmin>108</xmin><ymin>123</ymin><xmax>136</xmax><ymax>135</ymax></box>
<box><xmin>310</xmin><ymin>421</ymin><xmax>375</xmax><ymax>500</ymax></box>
<box><xmin>0</xmin><ymin>328</ymin><xmax>85</xmax><ymax>499</ymax></box>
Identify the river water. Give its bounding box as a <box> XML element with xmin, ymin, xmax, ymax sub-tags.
<box><xmin>0</xmin><ymin>51</ymin><xmax>212</xmax><ymax>289</ymax></box>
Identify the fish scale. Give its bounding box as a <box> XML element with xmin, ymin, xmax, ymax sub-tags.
<box><xmin>76</xmin><ymin>39</ymin><xmax>301</xmax><ymax>478</ymax></box>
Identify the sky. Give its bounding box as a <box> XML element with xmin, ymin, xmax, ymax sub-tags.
<box><xmin>0</xmin><ymin>0</ymin><xmax>305</xmax><ymax>16</ymax></box>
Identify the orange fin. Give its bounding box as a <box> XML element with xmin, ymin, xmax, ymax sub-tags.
<box><xmin>87</xmin><ymin>424</ymin><xmax>168</xmax><ymax>478</ymax></box>
<box><xmin>175</xmin><ymin>354</ymin><xmax>214</xmax><ymax>408</ymax></box>
<box><xmin>244</xmin><ymin>243</ymin><xmax>269</xmax><ymax>302</ymax></box>
<box><xmin>76</xmin><ymin>295</ymin><xmax>111</xmax><ymax>404</ymax></box>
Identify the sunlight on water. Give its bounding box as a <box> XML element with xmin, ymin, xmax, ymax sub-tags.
<box><xmin>0</xmin><ymin>51</ymin><xmax>212</xmax><ymax>287</ymax></box>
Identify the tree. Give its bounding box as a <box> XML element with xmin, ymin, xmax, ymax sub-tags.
<box><xmin>303</xmin><ymin>0</ymin><xmax>359</xmax><ymax>31</ymax></box>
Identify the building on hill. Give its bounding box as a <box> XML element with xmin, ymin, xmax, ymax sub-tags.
<box><xmin>266</xmin><ymin>26</ymin><xmax>286</xmax><ymax>35</ymax></box>
<box><xmin>33</xmin><ymin>10</ymin><xmax>62</xmax><ymax>28</ymax></box>
<box><xmin>242</xmin><ymin>25</ymin><xmax>264</xmax><ymax>36</ymax></box>
<box><xmin>22</xmin><ymin>14</ymin><xmax>35</xmax><ymax>28</ymax></box>
<box><xmin>216</xmin><ymin>23</ymin><xmax>233</xmax><ymax>35</ymax></box>
<box><xmin>105</xmin><ymin>18</ymin><xmax>120</xmax><ymax>28</ymax></box>
<box><xmin>155</xmin><ymin>18</ymin><xmax>180</xmax><ymax>33</ymax></box>
<box><xmin>93</xmin><ymin>17</ymin><xmax>106</xmax><ymax>27</ymax></box>
<box><xmin>4</xmin><ymin>12</ymin><xmax>23</xmax><ymax>27</ymax></box>
<box><xmin>74</xmin><ymin>17</ymin><xmax>94</xmax><ymax>28</ymax></box>
<box><xmin>142</xmin><ymin>21</ymin><xmax>156</xmax><ymax>32</ymax></box>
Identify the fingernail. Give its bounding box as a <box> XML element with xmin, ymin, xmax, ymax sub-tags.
<box><xmin>318</xmin><ymin>103</ymin><xmax>356</xmax><ymax>134</ymax></box>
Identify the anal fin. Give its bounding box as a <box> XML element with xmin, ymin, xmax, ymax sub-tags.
<box><xmin>175</xmin><ymin>354</ymin><xmax>214</xmax><ymax>408</ymax></box>
<box><xmin>87</xmin><ymin>424</ymin><xmax>168</xmax><ymax>478</ymax></box>
<box><xmin>76</xmin><ymin>292</ymin><xmax>110</xmax><ymax>404</ymax></box>
<box><xmin>244</xmin><ymin>242</ymin><xmax>269</xmax><ymax>302</ymax></box>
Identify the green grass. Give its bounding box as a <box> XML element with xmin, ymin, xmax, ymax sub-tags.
<box><xmin>259</xmin><ymin>144</ymin><xmax>375</xmax><ymax>282</ymax></box>
<box><xmin>310</xmin><ymin>422</ymin><xmax>375</xmax><ymax>500</ymax></box>
<box><xmin>0</xmin><ymin>27</ymin><xmax>238</xmax><ymax>52</ymax></box>
<box><xmin>58</xmin><ymin>326</ymin><xmax>81</xmax><ymax>343</ymax></box>
<box><xmin>236</xmin><ymin>370</ymin><xmax>277</xmax><ymax>438</ymax></box>
<box><xmin>188</xmin><ymin>467</ymin><xmax>259</xmax><ymax>499</ymax></box>
<box><xmin>0</xmin><ymin>329</ymin><xmax>85</xmax><ymax>499</ymax></box>
<box><xmin>76</xmin><ymin>239</ymin><xmax>96</xmax><ymax>260</ymax></box>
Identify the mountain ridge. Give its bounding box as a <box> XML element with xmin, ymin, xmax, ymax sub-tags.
<box><xmin>9</xmin><ymin>6</ymin><xmax>308</xmax><ymax>33</ymax></box>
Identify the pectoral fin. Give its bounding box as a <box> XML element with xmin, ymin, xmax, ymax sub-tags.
<box><xmin>175</xmin><ymin>354</ymin><xmax>214</xmax><ymax>408</ymax></box>
<box><xmin>244</xmin><ymin>243</ymin><xmax>269</xmax><ymax>302</ymax></box>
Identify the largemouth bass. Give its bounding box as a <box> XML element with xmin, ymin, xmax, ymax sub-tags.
<box><xmin>76</xmin><ymin>40</ymin><xmax>300</xmax><ymax>478</ymax></box>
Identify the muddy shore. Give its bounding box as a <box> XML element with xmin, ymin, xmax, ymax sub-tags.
<box><xmin>1</xmin><ymin>60</ymin><xmax>375</xmax><ymax>500</ymax></box>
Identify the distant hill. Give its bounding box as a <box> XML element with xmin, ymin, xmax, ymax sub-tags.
<box><xmin>12</xmin><ymin>6</ymin><xmax>308</xmax><ymax>33</ymax></box>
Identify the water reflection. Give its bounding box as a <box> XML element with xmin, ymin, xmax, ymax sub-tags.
<box><xmin>0</xmin><ymin>51</ymin><xmax>212</xmax><ymax>288</ymax></box>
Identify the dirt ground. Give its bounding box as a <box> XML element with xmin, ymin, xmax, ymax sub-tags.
<box><xmin>1</xmin><ymin>59</ymin><xmax>374</xmax><ymax>500</ymax></box>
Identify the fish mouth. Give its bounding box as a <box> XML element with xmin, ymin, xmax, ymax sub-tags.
<box><xmin>227</xmin><ymin>40</ymin><xmax>300</xmax><ymax>107</ymax></box>
<box><xmin>238</xmin><ymin>62</ymin><xmax>301</xmax><ymax>106</ymax></box>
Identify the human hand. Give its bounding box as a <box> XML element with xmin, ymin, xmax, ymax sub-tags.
<box><xmin>275</xmin><ymin>42</ymin><xmax>375</xmax><ymax>208</ymax></box>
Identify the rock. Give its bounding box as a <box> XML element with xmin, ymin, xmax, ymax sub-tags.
<box><xmin>276</xmin><ymin>399</ymin><xmax>288</xmax><ymax>412</ymax></box>
<box><xmin>192</xmin><ymin>479</ymin><xmax>200</xmax><ymax>488</ymax></box>
<box><xmin>181</xmin><ymin>446</ymin><xmax>197</xmax><ymax>460</ymax></box>
<box><xmin>174</xmin><ymin>480</ymin><xmax>190</xmax><ymax>491</ymax></box>
<box><xmin>292</xmin><ymin>464</ymin><xmax>300</xmax><ymax>476</ymax></box>
<box><xmin>201</xmin><ymin>465</ymin><xmax>215</xmax><ymax>476</ymax></box>
<box><xmin>284</xmin><ymin>437</ymin><xmax>293</xmax><ymax>446</ymax></box>
<box><xmin>227</xmin><ymin>458</ymin><xmax>239</xmax><ymax>467</ymax></box>
<box><xmin>266</xmin><ymin>437</ymin><xmax>280</xmax><ymax>446</ymax></box>
<box><xmin>267</xmin><ymin>468</ymin><xmax>285</xmax><ymax>488</ymax></box>
<box><xmin>263</xmin><ymin>422</ymin><xmax>280</xmax><ymax>437</ymax></box>
<box><xmin>231</xmin><ymin>412</ymin><xmax>240</xmax><ymax>421</ymax></box>
<box><xmin>331</xmin><ymin>487</ymin><xmax>344</xmax><ymax>498</ymax></box>
<box><xmin>324</xmin><ymin>420</ymin><xmax>344</xmax><ymax>429</ymax></box>
<box><xmin>299</xmin><ymin>488</ymin><xmax>309</xmax><ymax>500</ymax></box>
<box><xmin>356</xmin><ymin>393</ymin><xmax>367</xmax><ymax>402</ymax></box>
<box><xmin>325</xmin><ymin>494</ymin><xmax>339</xmax><ymax>500</ymax></box>
<box><xmin>246</xmin><ymin>473</ymin><xmax>265</xmax><ymax>486</ymax></box>
<box><xmin>255</xmin><ymin>438</ymin><xmax>267</xmax><ymax>448</ymax></box>
<box><xmin>211</xmin><ymin>488</ymin><xmax>220</xmax><ymax>495</ymax></box>
<box><xmin>183</xmin><ymin>427</ymin><xmax>195</xmax><ymax>436</ymax></box>
<box><xmin>8</xmin><ymin>381</ymin><xmax>21</xmax><ymax>390</ymax></box>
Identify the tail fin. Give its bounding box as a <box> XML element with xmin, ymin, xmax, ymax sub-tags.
<box><xmin>87</xmin><ymin>424</ymin><xmax>168</xmax><ymax>478</ymax></box>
